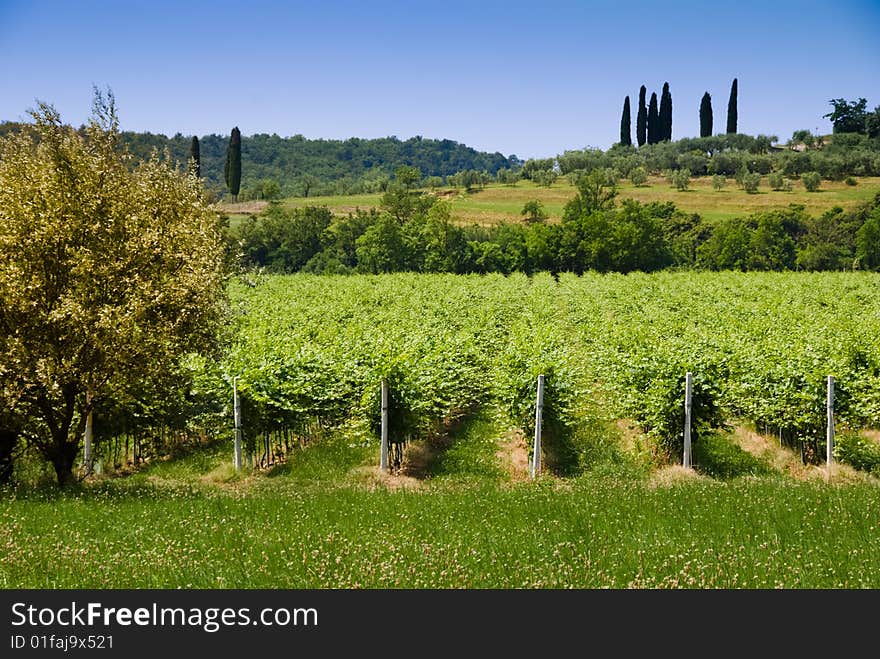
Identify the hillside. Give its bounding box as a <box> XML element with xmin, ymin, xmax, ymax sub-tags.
<box><xmin>0</xmin><ymin>121</ymin><xmax>519</xmax><ymax>199</ymax></box>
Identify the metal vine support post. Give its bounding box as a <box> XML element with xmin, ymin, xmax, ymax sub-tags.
<box><xmin>827</xmin><ymin>375</ymin><xmax>835</xmax><ymax>479</ymax></box>
<box><xmin>233</xmin><ymin>375</ymin><xmax>242</xmax><ymax>472</ymax></box>
<box><xmin>380</xmin><ymin>379</ymin><xmax>389</xmax><ymax>471</ymax></box>
<box><xmin>530</xmin><ymin>374</ymin><xmax>545</xmax><ymax>479</ymax></box>
<box><xmin>683</xmin><ymin>372</ymin><xmax>693</xmax><ymax>468</ymax></box>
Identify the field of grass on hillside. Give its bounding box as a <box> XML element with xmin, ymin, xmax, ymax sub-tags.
<box><xmin>220</xmin><ymin>176</ymin><xmax>880</xmax><ymax>227</ymax></box>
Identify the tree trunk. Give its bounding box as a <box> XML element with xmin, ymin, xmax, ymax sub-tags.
<box><xmin>0</xmin><ymin>427</ymin><xmax>18</xmax><ymax>485</ymax></box>
<box><xmin>49</xmin><ymin>436</ymin><xmax>80</xmax><ymax>488</ymax></box>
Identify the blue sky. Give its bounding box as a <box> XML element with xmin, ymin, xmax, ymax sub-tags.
<box><xmin>1</xmin><ymin>0</ymin><xmax>878</xmax><ymax>159</ymax></box>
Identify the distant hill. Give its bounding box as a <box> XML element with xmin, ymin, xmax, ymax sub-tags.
<box><xmin>0</xmin><ymin>121</ymin><xmax>519</xmax><ymax>200</ymax></box>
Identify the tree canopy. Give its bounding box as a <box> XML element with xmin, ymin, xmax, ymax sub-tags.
<box><xmin>0</xmin><ymin>92</ymin><xmax>229</xmax><ymax>485</ymax></box>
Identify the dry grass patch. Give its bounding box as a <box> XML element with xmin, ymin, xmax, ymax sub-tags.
<box><xmin>496</xmin><ymin>429</ymin><xmax>530</xmax><ymax>482</ymax></box>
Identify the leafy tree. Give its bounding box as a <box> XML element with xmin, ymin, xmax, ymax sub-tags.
<box><xmin>394</xmin><ymin>165</ymin><xmax>422</xmax><ymax>188</ymax></box>
<box><xmin>0</xmin><ymin>93</ymin><xmax>228</xmax><ymax>486</ymax></box>
<box><xmin>496</xmin><ymin>168</ymin><xmax>520</xmax><ymax>186</ymax></box>
<box><xmin>637</xmin><ymin>86</ymin><xmax>648</xmax><ymax>147</ymax></box>
<box><xmin>564</xmin><ymin>168</ymin><xmax>618</xmax><ymax>217</ymax></box>
<box><xmin>672</xmin><ymin>168</ymin><xmax>691</xmax><ymax>191</ymax></box>
<box><xmin>823</xmin><ymin>98</ymin><xmax>868</xmax><ymax>134</ymax></box>
<box><xmin>700</xmin><ymin>92</ymin><xmax>713</xmax><ymax>138</ymax></box>
<box><xmin>712</xmin><ymin>174</ymin><xmax>726</xmax><ymax>191</ymax></box>
<box><xmin>630</xmin><ymin>166</ymin><xmax>648</xmax><ymax>187</ymax></box>
<box><xmin>742</xmin><ymin>172</ymin><xmax>761</xmax><ymax>194</ymax></box>
<box><xmin>802</xmin><ymin>171</ymin><xmax>822</xmax><ymax>192</ymax></box>
<box><xmin>726</xmin><ymin>78</ymin><xmax>738</xmax><ymax>134</ymax></box>
<box><xmin>768</xmin><ymin>172</ymin><xmax>785</xmax><ymax>190</ymax></box>
<box><xmin>190</xmin><ymin>135</ymin><xmax>201</xmax><ymax>178</ymax></box>
<box><xmin>299</xmin><ymin>173</ymin><xmax>319</xmax><ymax>198</ymax></box>
<box><xmin>866</xmin><ymin>106</ymin><xmax>880</xmax><ymax>139</ymax></box>
<box><xmin>659</xmin><ymin>82</ymin><xmax>672</xmax><ymax>141</ymax></box>
<box><xmin>532</xmin><ymin>169</ymin><xmax>558</xmax><ymax>187</ymax></box>
<box><xmin>620</xmin><ymin>96</ymin><xmax>632</xmax><ymax>146</ymax></box>
<box><xmin>521</xmin><ymin>199</ymin><xmax>548</xmax><ymax>223</ymax></box>
<box><xmin>224</xmin><ymin>126</ymin><xmax>242</xmax><ymax>201</ymax></box>
<box><xmin>355</xmin><ymin>214</ymin><xmax>407</xmax><ymax>272</ymax></box>
<box><xmin>855</xmin><ymin>205</ymin><xmax>880</xmax><ymax>269</ymax></box>
<box><xmin>524</xmin><ymin>222</ymin><xmax>561</xmax><ymax>273</ymax></box>
<box><xmin>259</xmin><ymin>179</ymin><xmax>281</xmax><ymax>200</ymax></box>
<box><xmin>735</xmin><ymin>162</ymin><xmax>750</xmax><ymax>187</ymax></box>
<box><xmin>647</xmin><ymin>92</ymin><xmax>660</xmax><ymax>145</ymax></box>
<box><xmin>424</xmin><ymin>175</ymin><xmax>444</xmax><ymax>190</ymax></box>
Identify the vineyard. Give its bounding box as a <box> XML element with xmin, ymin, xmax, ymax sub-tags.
<box><xmin>195</xmin><ymin>271</ymin><xmax>880</xmax><ymax>476</ymax></box>
<box><xmin>6</xmin><ymin>271</ymin><xmax>880</xmax><ymax>589</ymax></box>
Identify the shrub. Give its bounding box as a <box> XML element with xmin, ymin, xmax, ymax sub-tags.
<box><xmin>802</xmin><ymin>171</ymin><xmax>822</xmax><ymax>192</ymax></box>
<box><xmin>672</xmin><ymin>168</ymin><xmax>691</xmax><ymax>191</ymax></box>
<box><xmin>521</xmin><ymin>199</ymin><xmax>548</xmax><ymax>224</ymax></box>
<box><xmin>712</xmin><ymin>174</ymin><xmax>726</xmax><ymax>191</ymax></box>
<box><xmin>835</xmin><ymin>433</ymin><xmax>880</xmax><ymax>475</ymax></box>
<box><xmin>630</xmin><ymin>166</ymin><xmax>648</xmax><ymax>187</ymax></box>
<box><xmin>845</xmin><ymin>176</ymin><xmax>858</xmax><ymax>186</ymax></box>
<box><xmin>743</xmin><ymin>172</ymin><xmax>761</xmax><ymax>194</ymax></box>
<box><xmin>768</xmin><ymin>172</ymin><xmax>785</xmax><ymax>190</ymax></box>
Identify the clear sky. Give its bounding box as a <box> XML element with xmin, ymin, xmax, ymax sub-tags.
<box><xmin>1</xmin><ymin>0</ymin><xmax>878</xmax><ymax>160</ymax></box>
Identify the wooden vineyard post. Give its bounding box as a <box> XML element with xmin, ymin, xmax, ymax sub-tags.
<box><xmin>683</xmin><ymin>371</ymin><xmax>693</xmax><ymax>469</ymax></box>
<box><xmin>82</xmin><ymin>409</ymin><xmax>94</xmax><ymax>476</ymax></box>
<box><xmin>233</xmin><ymin>375</ymin><xmax>242</xmax><ymax>472</ymax></box>
<box><xmin>380</xmin><ymin>379</ymin><xmax>389</xmax><ymax>472</ymax></box>
<box><xmin>530</xmin><ymin>374</ymin><xmax>545</xmax><ymax>479</ymax></box>
<box><xmin>827</xmin><ymin>375</ymin><xmax>835</xmax><ymax>480</ymax></box>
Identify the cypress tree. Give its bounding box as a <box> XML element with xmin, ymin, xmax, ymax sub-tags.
<box><xmin>620</xmin><ymin>96</ymin><xmax>632</xmax><ymax>146</ymax></box>
<box><xmin>636</xmin><ymin>86</ymin><xmax>647</xmax><ymax>147</ymax></box>
<box><xmin>224</xmin><ymin>126</ymin><xmax>242</xmax><ymax>202</ymax></box>
<box><xmin>699</xmin><ymin>92</ymin><xmax>713</xmax><ymax>137</ymax></box>
<box><xmin>659</xmin><ymin>82</ymin><xmax>672</xmax><ymax>141</ymax></box>
<box><xmin>726</xmin><ymin>78</ymin><xmax>738</xmax><ymax>134</ymax></box>
<box><xmin>647</xmin><ymin>92</ymin><xmax>659</xmax><ymax>144</ymax></box>
<box><xmin>190</xmin><ymin>136</ymin><xmax>201</xmax><ymax>178</ymax></box>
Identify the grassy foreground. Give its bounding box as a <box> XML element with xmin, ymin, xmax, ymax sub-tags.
<box><xmin>3</xmin><ymin>432</ymin><xmax>880</xmax><ymax>589</ymax></box>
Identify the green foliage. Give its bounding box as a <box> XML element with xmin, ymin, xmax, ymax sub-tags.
<box><xmin>768</xmin><ymin>172</ymin><xmax>784</xmax><ymax>190</ymax></box>
<box><xmin>834</xmin><ymin>433</ymin><xmax>880</xmax><ymax>474</ymax></box>
<box><xmin>692</xmin><ymin>432</ymin><xmax>772</xmax><ymax>479</ymax></box>
<box><xmin>802</xmin><ymin>171</ymin><xmax>822</xmax><ymax>192</ymax></box>
<box><xmin>190</xmin><ymin>135</ymin><xmax>200</xmax><ymax>178</ymax></box>
<box><xmin>620</xmin><ymin>96</ymin><xmax>632</xmax><ymax>147</ymax></box>
<box><xmin>224</xmin><ymin>126</ymin><xmax>242</xmax><ymax>199</ymax></box>
<box><xmin>742</xmin><ymin>172</ymin><xmax>761</xmax><ymax>194</ymax></box>
<box><xmin>0</xmin><ymin>93</ymin><xmax>228</xmax><ymax>486</ymax></box>
<box><xmin>531</xmin><ymin>169</ymin><xmax>558</xmax><ymax>187</ymax></box>
<box><xmin>521</xmin><ymin>199</ymin><xmax>548</xmax><ymax>223</ymax></box>
<box><xmin>726</xmin><ymin>79</ymin><xmax>738</xmax><ymax>134</ymax></box>
<box><xmin>846</xmin><ymin>176</ymin><xmax>858</xmax><ymax>186</ymax></box>
<box><xmin>630</xmin><ymin>166</ymin><xmax>648</xmax><ymax>187</ymax></box>
<box><xmin>855</xmin><ymin>205</ymin><xmax>880</xmax><ymax>269</ymax></box>
<box><xmin>712</xmin><ymin>174</ymin><xmax>726</xmax><ymax>191</ymax></box>
<box><xmin>647</xmin><ymin>92</ymin><xmax>660</xmax><ymax>145</ymax></box>
<box><xmin>659</xmin><ymin>82</ymin><xmax>672</xmax><ymax>141</ymax></box>
<box><xmin>700</xmin><ymin>92</ymin><xmax>713</xmax><ymax>138</ymax></box>
<box><xmin>823</xmin><ymin>98</ymin><xmax>868</xmax><ymax>134</ymax></box>
<box><xmin>636</xmin><ymin>85</ymin><xmax>648</xmax><ymax>147</ymax></box>
<box><xmin>672</xmin><ymin>168</ymin><xmax>691</xmax><ymax>191</ymax></box>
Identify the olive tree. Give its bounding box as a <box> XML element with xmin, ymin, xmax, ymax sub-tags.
<box><xmin>0</xmin><ymin>93</ymin><xmax>228</xmax><ymax>486</ymax></box>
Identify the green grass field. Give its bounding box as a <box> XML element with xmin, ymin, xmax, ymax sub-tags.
<box><xmin>220</xmin><ymin>176</ymin><xmax>880</xmax><ymax>227</ymax></box>
<box><xmin>3</xmin><ymin>417</ymin><xmax>880</xmax><ymax>588</ymax></box>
